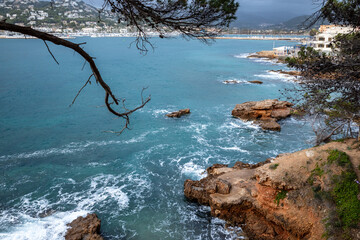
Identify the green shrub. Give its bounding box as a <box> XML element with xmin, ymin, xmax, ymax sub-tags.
<box><xmin>274</xmin><ymin>190</ymin><xmax>287</xmax><ymax>206</ymax></box>
<box><xmin>327</xmin><ymin>150</ymin><xmax>350</xmax><ymax>166</ymax></box>
<box><xmin>331</xmin><ymin>171</ymin><xmax>360</xmax><ymax>229</ymax></box>
<box><xmin>269</xmin><ymin>164</ymin><xmax>279</xmax><ymax>170</ymax></box>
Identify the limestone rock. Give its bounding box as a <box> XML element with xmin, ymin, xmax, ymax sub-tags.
<box><xmin>65</xmin><ymin>213</ymin><xmax>103</xmax><ymax>240</ymax></box>
<box><xmin>231</xmin><ymin>99</ymin><xmax>293</xmax><ymax>131</ymax></box>
<box><xmin>166</xmin><ymin>109</ymin><xmax>190</xmax><ymax>118</ymax></box>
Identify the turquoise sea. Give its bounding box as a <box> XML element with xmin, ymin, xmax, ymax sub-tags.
<box><xmin>0</xmin><ymin>37</ymin><xmax>313</xmax><ymax>239</ymax></box>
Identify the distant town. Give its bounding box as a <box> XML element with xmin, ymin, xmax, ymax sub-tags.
<box><xmin>1</xmin><ymin>0</ymin><xmax>313</xmax><ymax>39</ymax></box>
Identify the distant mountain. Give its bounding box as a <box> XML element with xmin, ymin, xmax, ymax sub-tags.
<box><xmin>231</xmin><ymin>12</ymin><xmax>276</xmax><ymax>29</ymax></box>
<box><xmin>278</xmin><ymin>15</ymin><xmax>329</xmax><ymax>30</ymax></box>
<box><xmin>231</xmin><ymin>13</ymin><xmax>329</xmax><ymax>30</ymax></box>
<box><xmin>0</xmin><ymin>0</ymin><xmax>117</xmax><ymax>28</ymax></box>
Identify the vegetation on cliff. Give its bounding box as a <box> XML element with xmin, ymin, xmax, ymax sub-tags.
<box><xmin>184</xmin><ymin>140</ymin><xmax>360</xmax><ymax>240</ymax></box>
<box><xmin>284</xmin><ymin>0</ymin><xmax>360</xmax><ymax>144</ymax></box>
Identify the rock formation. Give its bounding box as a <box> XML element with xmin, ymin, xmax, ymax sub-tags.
<box><xmin>223</xmin><ymin>80</ymin><xmax>242</xmax><ymax>84</ymax></box>
<box><xmin>269</xmin><ymin>70</ymin><xmax>301</xmax><ymax>76</ymax></box>
<box><xmin>231</xmin><ymin>99</ymin><xmax>293</xmax><ymax>131</ymax></box>
<box><xmin>248</xmin><ymin>51</ymin><xmax>277</xmax><ymax>59</ymax></box>
<box><xmin>248</xmin><ymin>80</ymin><xmax>263</xmax><ymax>84</ymax></box>
<box><xmin>65</xmin><ymin>213</ymin><xmax>103</xmax><ymax>240</ymax></box>
<box><xmin>166</xmin><ymin>109</ymin><xmax>191</xmax><ymax>118</ymax></box>
<box><xmin>184</xmin><ymin>140</ymin><xmax>360</xmax><ymax>240</ymax></box>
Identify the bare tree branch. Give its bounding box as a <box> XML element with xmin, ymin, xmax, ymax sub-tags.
<box><xmin>0</xmin><ymin>22</ymin><xmax>151</xmax><ymax>133</ymax></box>
<box><xmin>70</xmin><ymin>74</ymin><xmax>94</xmax><ymax>107</ymax></box>
<box><xmin>43</xmin><ymin>40</ymin><xmax>59</xmax><ymax>65</ymax></box>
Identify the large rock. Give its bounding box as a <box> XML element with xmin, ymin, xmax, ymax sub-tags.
<box><xmin>231</xmin><ymin>99</ymin><xmax>293</xmax><ymax>131</ymax></box>
<box><xmin>184</xmin><ymin>140</ymin><xmax>360</xmax><ymax>240</ymax></box>
<box><xmin>166</xmin><ymin>109</ymin><xmax>190</xmax><ymax>118</ymax></box>
<box><xmin>65</xmin><ymin>213</ymin><xmax>103</xmax><ymax>240</ymax></box>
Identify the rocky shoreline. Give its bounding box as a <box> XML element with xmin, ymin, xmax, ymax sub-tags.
<box><xmin>184</xmin><ymin>139</ymin><xmax>360</xmax><ymax>240</ymax></box>
<box><xmin>65</xmin><ymin>214</ymin><xmax>103</xmax><ymax>240</ymax></box>
<box><xmin>231</xmin><ymin>99</ymin><xmax>293</xmax><ymax>131</ymax></box>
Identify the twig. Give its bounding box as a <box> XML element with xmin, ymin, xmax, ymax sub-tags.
<box><xmin>70</xmin><ymin>74</ymin><xmax>94</xmax><ymax>106</ymax></box>
<box><xmin>81</xmin><ymin>60</ymin><xmax>86</xmax><ymax>71</ymax></box>
<box><xmin>43</xmin><ymin>40</ymin><xmax>59</xmax><ymax>65</ymax></box>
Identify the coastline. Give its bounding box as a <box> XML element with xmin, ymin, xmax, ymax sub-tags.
<box><xmin>184</xmin><ymin>139</ymin><xmax>360</xmax><ymax>239</ymax></box>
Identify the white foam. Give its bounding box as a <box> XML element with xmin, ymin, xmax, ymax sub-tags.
<box><xmin>60</xmin><ymin>174</ymin><xmax>130</xmax><ymax>211</ymax></box>
<box><xmin>0</xmin><ymin>210</ymin><xmax>88</xmax><ymax>240</ymax></box>
<box><xmin>0</xmin><ymin>174</ymin><xmax>135</xmax><ymax>239</ymax></box>
<box><xmin>0</xmin><ymin>131</ymin><xmax>158</xmax><ymax>160</ymax></box>
<box><xmin>219</xmin><ymin>120</ymin><xmax>261</xmax><ymax>131</ymax></box>
<box><xmin>152</xmin><ymin>109</ymin><xmax>171</xmax><ymax>118</ymax></box>
<box><xmin>255</xmin><ymin>71</ymin><xmax>295</xmax><ymax>82</ymax></box>
<box><xmin>222</xmin><ymin>79</ymin><xmax>249</xmax><ymax>85</ymax></box>
<box><xmin>181</xmin><ymin>123</ymin><xmax>209</xmax><ymax>134</ymax></box>
<box><xmin>233</xmin><ymin>53</ymin><xmax>250</xmax><ymax>59</ymax></box>
<box><xmin>180</xmin><ymin>162</ymin><xmax>206</xmax><ymax>180</ymax></box>
<box><xmin>218</xmin><ymin>146</ymin><xmax>249</xmax><ymax>153</ymax></box>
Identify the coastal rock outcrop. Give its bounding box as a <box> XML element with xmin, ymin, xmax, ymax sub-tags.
<box><xmin>184</xmin><ymin>140</ymin><xmax>360</xmax><ymax>240</ymax></box>
<box><xmin>166</xmin><ymin>109</ymin><xmax>191</xmax><ymax>118</ymax></box>
<box><xmin>269</xmin><ymin>70</ymin><xmax>301</xmax><ymax>76</ymax></box>
<box><xmin>248</xmin><ymin>51</ymin><xmax>277</xmax><ymax>59</ymax></box>
<box><xmin>231</xmin><ymin>99</ymin><xmax>293</xmax><ymax>131</ymax></box>
<box><xmin>65</xmin><ymin>213</ymin><xmax>103</xmax><ymax>240</ymax></box>
<box><xmin>248</xmin><ymin>80</ymin><xmax>263</xmax><ymax>84</ymax></box>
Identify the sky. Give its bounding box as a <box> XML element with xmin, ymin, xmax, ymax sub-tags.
<box><xmin>84</xmin><ymin>0</ymin><xmax>321</xmax><ymax>23</ymax></box>
<box><xmin>236</xmin><ymin>0</ymin><xmax>322</xmax><ymax>22</ymax></box>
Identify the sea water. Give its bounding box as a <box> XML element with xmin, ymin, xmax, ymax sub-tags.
<box><xmin>0</xmin><ymin>37</ymin><xmax>314</xmax><ymax>239</ymax></box>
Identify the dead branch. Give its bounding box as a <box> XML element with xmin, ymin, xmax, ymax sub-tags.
<box><xmin>43</xmin><ymin>40</ymin><xmax>59</xmax><ymax>65</ymax></box>
<box><xmin>70</xmin><ymin>74</ymin><xmax>94</xmax><ymax>106</ymax></box>
<box><xmin>0</xmin><ymin>22</ymin><xmax>151</xmax><ymax>133</ymax></box>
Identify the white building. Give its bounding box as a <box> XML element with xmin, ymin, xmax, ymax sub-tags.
<box><xmin>311</xmin><ymin>25</ymin><xmax>353</xmax><ymax>53</ymax></box>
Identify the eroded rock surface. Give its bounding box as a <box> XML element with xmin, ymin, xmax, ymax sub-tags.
<box><xmin>166</xmin><ymin>109</ymin><xmax>191</xmax><ymax>118</ymax></box>
<box><xmin>184</xmin><ymin>140</ymin><xmax>360</xmax><ymax>240</ymax></box>
<box><xmin>231</xmin><ymin>99</ymin><xmax>293</xmax><ymax>131</ymax></box>
<box><xmin>65</xmin><ymin>213</ymin><xmax>103</xmax><ymax>240</ymax></box>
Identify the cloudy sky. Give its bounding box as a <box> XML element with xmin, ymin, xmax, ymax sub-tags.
<box><xmin>85</xmin><ymin>0</ymin><xmax>321</xmax><ymax>22</ymax></box>
<box><xmin>236</xmin><ymin>0</ymin><xmax>322</xmax><ymax>22</ymax></box>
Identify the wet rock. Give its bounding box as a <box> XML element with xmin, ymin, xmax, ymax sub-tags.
<box><xmin>231</xmin><ymin>99</ymin><xmax>293</xmax><ymax>131</ymax></box>
<box><xmin>223</xmin><ymin>80</ymin><xmax>241</xmax><ymax>84</ymax></box>
<box><xmin>38</xmin><ymin>209</ymin><xmax>56</xmax><ymax>218</ymax></box>
<box><xmin>248</xmin><ymin>80</ymin><xmax>263</xmax><ymax>84</ymax></box>
<box><xmin>255</xmin><ymin>119</ymin><xmax>281</xmax><ymax>131</ymax></box>
<box><xmin>65</xmin><ymin>213</ymin><xmax>103</xmax><ymax>240</ymax></box>
<box><xmin>166</xmin><ymin>109</ymin><xmax>190</xmax><ymax>118</ymax></box>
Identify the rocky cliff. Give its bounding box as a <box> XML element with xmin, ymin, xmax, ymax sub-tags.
<box><xmin>184</xmin><ymin>139</ymin><xmax>360</xmax><ymax>240</ymax></box>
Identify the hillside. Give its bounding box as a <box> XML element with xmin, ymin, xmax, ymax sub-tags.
<box><xmin>0</xmin><ymin>0</ymin><xmax>118</xmax><ymax>29</ymax></box>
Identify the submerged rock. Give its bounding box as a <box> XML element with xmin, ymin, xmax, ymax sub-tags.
<box><xmin>65</xmin><ymin>213</ymin><xmax>103</xmax><ymax>240</ymax></box>
<box><xmin>223</xmin><ymin>80</ymin><xmax>242</xmax><ymax>84</ymax></box>
<box><xmin>231</xmin><ymin>99</ymin><xmax>293</xmax><ymax>131</ymax></box>
<box><xmin>166</xmin><ymin>109</ymin><xmax>191</xmax><ymax>118</ymax></box>
<box><xmin>184</xmin><ymin>140</ymin><xmax>360</xmax><ymax>240</ymax></box>
<box><xmin>248</xmin><ymin>80</ymin><xmax>263</xmax><ymax>84</ymax></box>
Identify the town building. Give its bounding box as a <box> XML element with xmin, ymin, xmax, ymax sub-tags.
<box><xmin>311</xmin><ymin>25</ymin><xmax>353</xmax><ymax>53</ymax></box>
